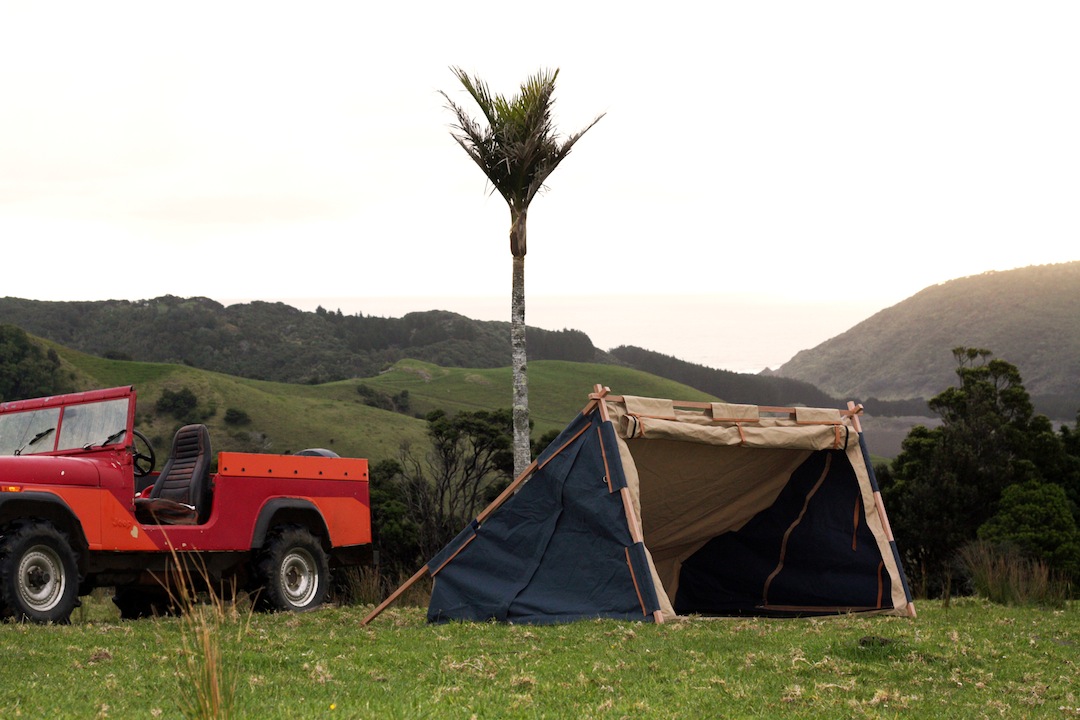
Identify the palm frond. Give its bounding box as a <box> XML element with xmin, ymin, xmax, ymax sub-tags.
<box><xmin>443</xmin><ymin>67</ymin><xmax>602</xmax><ymax>212</ymax></box>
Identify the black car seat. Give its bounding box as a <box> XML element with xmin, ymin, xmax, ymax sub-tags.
<box><xmin>134</xmin><ymin>424</ymin><xmax>212</xmax><ymax>525</ymax></box>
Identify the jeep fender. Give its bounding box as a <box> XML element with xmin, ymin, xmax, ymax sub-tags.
<box><xmin>0</xmin><ymin>491</ymin><xmax>90</xmax><ymax>571</ymax></box>
<box><xmin>250</xmin><ymin>498</ymin><xmax>329</xmax><ymax>550</ymax></box>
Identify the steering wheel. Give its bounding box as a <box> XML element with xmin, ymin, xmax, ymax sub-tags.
<box><xmin>132</xmin><ymin>429</ymin><xmax>157</xmax><ymax>477</ymax></box>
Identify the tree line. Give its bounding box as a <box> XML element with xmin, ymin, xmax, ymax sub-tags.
<box><xmin>3</xmin><ymin>296</ymin><xmax>926</xmax><ymax>413</ymax></box>
<box><xmin>0</xmin><ymin>325</ymin><xmax>72</xmax><ymax>402</ymax></box>
<box><xmin>0</xmin><ymin>297</ymin><xmax>606</xmax><ymax>384</ymax></box>
<box><xmin>879</xmin><ymin>348</ymin><xmax>1080</xmax><ymax>597</ymax></box>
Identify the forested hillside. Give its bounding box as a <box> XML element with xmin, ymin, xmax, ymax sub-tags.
<box><xmin>774</xmin><ymin>262</ymin><xmax>1080</xmax><ymax>418</ymax></box>
<box><xmin>611</xmin><ymin>346</ymin><xmax>834</xmax><ymax>407</ymax></box>
<box><xmin>1</xmin><ymin>295</ymin><xmax>857</xmax><ymax>412</ymax></box>
<box><xmin>0</xmin><ymin>294</ymin><xmax>930</xmax><ymax>417</ymax></box>
<box><xmin>0</xmin><ymin>296</ymin><xmax>603</xmax><ymax>383</ymax></box>
<box><xmin>6</xmin><ymin>262</ymin><xmax>1078</xmax><ymax>421</ymax></box>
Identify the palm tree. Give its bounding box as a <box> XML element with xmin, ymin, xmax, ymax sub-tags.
<box><xmin>442</xmin><ymin>67</ymin><xmax>603</xmax><ymax>477</ymax></box>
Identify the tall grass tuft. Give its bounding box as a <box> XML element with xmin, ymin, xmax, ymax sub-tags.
<box><xmin>158</xmin><ymin>547</ymin><xmax>245</xmax><ymax>720</ymax></box>
<box><xmin>177</xmin><ymin>602</ymin><xmax>232</xmax><ymax>720</ymax></box>
<box><xmin>957</xmin><ymin>540</ymin><xmax>1071</xmax><ymax>608</ymax></box>
<box><xmin>331</xmin><ymin>565</ymin><xmax>385</xmax><ymax>606</ymax></box>
<box><xmin>332</xmin><ymin>565</ymin><xmax>432</xmax><ymax>608</ymax></box>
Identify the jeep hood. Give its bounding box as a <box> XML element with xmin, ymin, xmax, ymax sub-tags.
<box><xmin>0</xmin><ymin>454</ymin><xmax>106</xmax><ymax>487</ymax></box>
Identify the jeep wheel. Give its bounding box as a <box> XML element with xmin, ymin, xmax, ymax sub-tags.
<box><xmin>255</xmin><ymin>527</ymin><xmax>329</xmax><ymax>612</ymax></box>
<box><xmin>0</xmin><ymin>522</ymin><xmax>80</xmax><ymax>624</ymax></box>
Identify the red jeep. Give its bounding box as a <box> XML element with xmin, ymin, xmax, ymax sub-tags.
<box><xmin>0</xmin><ymin>386</ymin><xmax>372</xmax><ymax>622</ymax></box>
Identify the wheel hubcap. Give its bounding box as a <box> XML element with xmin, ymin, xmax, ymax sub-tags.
<box><xmin>18</xmin><ymin>545</ymin><xmax>66</xmax><ymax>612</ymax></box>
<box><xmin>279</xmin><ymin>549</ymin><xmax>317</xmax><ymax>607</ymax></box>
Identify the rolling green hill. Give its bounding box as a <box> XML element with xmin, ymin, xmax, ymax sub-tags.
<box><xmin>46</xmin><ymin>342</ymin><xmax>716</xmax><ymax>465</ymax></box>
<box><xmin>8</xmin><ymin>262</ymin><xmax>1077</xmax><ymax>428</ymax></box>
<box><xmin>0</xmin><ymin>293</ymin><xmax>851</xmax><ymax>414</ymax></box>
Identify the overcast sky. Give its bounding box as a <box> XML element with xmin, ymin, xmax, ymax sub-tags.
<box><xmin>2</xmin><ymin>2</ymin><xmax>1077</xmax><ymax>370</ymax></box>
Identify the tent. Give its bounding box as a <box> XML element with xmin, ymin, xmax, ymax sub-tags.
<box><xmin>363</xmin><ymin>386</ymin><xmax>914</xmax><ymax>625</ymax></box>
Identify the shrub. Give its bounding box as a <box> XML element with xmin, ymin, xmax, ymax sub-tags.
<box><xmin>0</xmin><ymin>324</ymin><xmax>72</xmax><ymax>401</ymax></box>
<box><xmin>357</xmin><ymin>384</ymin><xmax>411</xmax><ymax>414</ymax></box>
<box><xmin>957</xmin><ymin>541</ymin><xmax>1071</xmax><ymax>607</ymax></box>
<box><xmin>223</xmin><ymin>408</ymin><xmax>251</xmax><ymax>426</ymax></box>
<box><xmin>978</xmin><ymin>480</ymin><xmax>1080</xmax><ymax>578</ymax></box>
<box><xmin>157</xmin><ymin>387</ymin><xmax>199</xmax><ymax>419</ymax></box>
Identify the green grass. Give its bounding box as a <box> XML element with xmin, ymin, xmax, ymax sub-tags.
<box><xmin>361</xmin><ymin>359</ymin><xmax>718</xmax><ymax>439</ymax></box>
<box><xmin>2</xmin><ymin>597</ymin><xmax>1076</xmax><ymax>718</ymax></box>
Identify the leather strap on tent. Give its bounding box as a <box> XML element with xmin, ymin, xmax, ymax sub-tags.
<box><xmin>624</xmin><ymin>543</ymin><xmax>664</xmax><ymax>622</ymax></box>
<box><xmin>852</xmin><ymin>495</ymin><xmax>862</xmax><ymax>551</ymax></box>
<box><xmin>624</xmin><ymin>547</ymin><xmax>647</xmax><ymax>617</ymax></box>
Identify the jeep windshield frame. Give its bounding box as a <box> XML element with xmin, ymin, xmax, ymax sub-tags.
<box><xmin>0</xmin><ymin>387</ymin><xmax>136</xmax><ymax>456</ymax></box>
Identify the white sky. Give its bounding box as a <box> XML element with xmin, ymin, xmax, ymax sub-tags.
<box><xmin>2</xmin><ymin>2</ymin><xmax>1078</xmax><ymax>371</ymax></box>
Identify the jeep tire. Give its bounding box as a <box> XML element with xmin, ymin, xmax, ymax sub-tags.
<box><xmin>255</xmin><ymin>526</ymin><xmax>329</xmax><ymax>612</ymax></box>
<box><xmin>0</xmin><ymin>521</ymin><xmax>80</xmax><ymax>624</ymax></box>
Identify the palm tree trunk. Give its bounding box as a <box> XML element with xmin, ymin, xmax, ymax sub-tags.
<box><xmin>510</xmin><ymin>215</ymin><xmax>530</xmax><ymax>477</ymax></box>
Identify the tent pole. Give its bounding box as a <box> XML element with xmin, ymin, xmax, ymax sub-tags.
<box><xmin>360</xmin><ymin>565</ymin><xmax>429</xmax><ymax>626</ymax></box>
<box><xmin>360</xmin><ymin>457</ymin><xmax>541</xmax><ymax>626</ymax></box>
<box><xmin>477</xmin><ymin>459</ymin><xmax>538</xmax><ymax>523</ymax></box>
<box><xmin>603</xmin><ymin>394</ymin><xmax>864</xmax><ymax>421</ymax></box>
<box><xmin>848</xmin><ymin>401</ymin><xmax>917</xmax><ymax>618</ymax></box>
<box><xmin>583</xmin><ymin>384</ymin><xmax>611</xmax><ymax>418</ymax></box>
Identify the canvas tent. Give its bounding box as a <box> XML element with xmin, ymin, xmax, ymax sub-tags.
<box><xmin>363</xmin><ymin>386</ymin><xmax>914</xmax><ymax>625</ymax></box>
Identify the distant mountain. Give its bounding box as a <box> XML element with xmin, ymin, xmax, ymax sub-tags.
<box><xmin>774</xmin><ymin>262</ymin><xmax>1080</xmax><ymax>418</ymax></box>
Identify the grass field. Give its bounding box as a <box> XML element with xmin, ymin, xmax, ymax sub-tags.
<box><xmin>1</xmin><ymin>596</ymin><xmax>1075</xmax><ymax>718</ymax></box>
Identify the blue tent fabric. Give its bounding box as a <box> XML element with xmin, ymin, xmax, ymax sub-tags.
<box><xmin>428</xmin><ymin>411</ymin><xmax>661</xmax><ymax>624</ymax></box>
<box><xmin>426</xmin><ymin>520</ymin><xmax>478</xmax><ymax>575</ymax></box>
<box><xmin>598</xmin><ymin>420</ymin><xmax>628</xmax><ymax>491</ymax></box>
<box><xmin>674</xmin><ymin>449</ymin><xmax>890</xmax><ymax>616</ymax></box>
